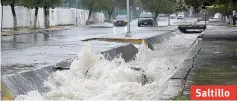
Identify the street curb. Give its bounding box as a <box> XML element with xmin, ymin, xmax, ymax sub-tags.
<box><xmin>82</xmin><ymin>30</ymin><xmax>178</xmax><ymax>50</ymax></box>
<box><xmin>1</xmin><ymin>30</ymin><xmax>179</xmax><ymax>99</ymax></box>
<box><xmin>171</xmin><ymin>38</ymin><xmax>201</xmax><ymax>79</ymax></box>
<box><xmin>1</xmin><ymin>26</ymin><xmax>73</xmax><ymax>36</ymax></box>
<box><xmin>87</xmin><ymin>26</ymin><xmax>114</xmax><ymax>28</ymax></box>
<box><xmin>170</xmin><ymin>38</ymin><xmax>202</xmax><ymax>98</ymax></box>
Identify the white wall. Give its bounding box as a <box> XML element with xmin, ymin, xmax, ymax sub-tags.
<box><xmin>2</xmin><ymin>6</ymin><xmax>105</xmax><ymax>28</ymax></box>
<box><xmin>0</xmin><ymin>4</ymin><xmax>2</xmax><ymax>30</ymax></box>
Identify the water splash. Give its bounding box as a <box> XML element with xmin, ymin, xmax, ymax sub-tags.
<box><xmin>15</xmin><ymin>34</ymin><xmax>197</xmax><ymax>100</ymax></box>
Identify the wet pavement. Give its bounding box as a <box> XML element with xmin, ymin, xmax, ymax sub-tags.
<box><xmin>179</xmin><ymin>26</ymin><xmax>237</xmax><ymax>99</ymax></box>
<box><xmin>1</xmin><ymin>18</ymin><xmax>196</xmax><ymax>76</ymax></box>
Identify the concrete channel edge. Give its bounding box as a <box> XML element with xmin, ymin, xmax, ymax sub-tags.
<box><xmin>170</xmin><ymin>37</ymin><xmax>202</xmax><ymax>98</ymax></box>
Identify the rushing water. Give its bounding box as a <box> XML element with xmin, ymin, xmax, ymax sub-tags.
<box><xmin>15</xmin><ymin>34</ymin><xmax>197</xmax><ymax>100</ymax></box>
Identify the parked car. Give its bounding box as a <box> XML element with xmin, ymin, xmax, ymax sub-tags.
<box><xmin>209</xmin><ymin>17</ymin><xmax>219</xmax><ymax>22</ymax></box>
<box><xmin>158</xmin><ymin>14</ymin><xmax>166</xmax><ymax>17</ymax></box>
<box><xmin>177</xmin><ymin>14</ymin><xmax>184</xmax><ymax>19</ymax></box>
<box><xmin>113</xmin><ymin>15</ymin><xmax>128</xmax><ymax>26</ymax></box>
<box><xmin>170</xmin><ymin>14</ymin><xmax>176</xmax><ymax>19</ymax></box>
<box><xmin>138</xmin><ymin>12</ymin><xmax>155</xmax><ymax>27</ymax></box>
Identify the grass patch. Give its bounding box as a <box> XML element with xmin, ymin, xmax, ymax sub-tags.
<box><xmin>173</xmin><ymin>96</ymin><xmax>188</xmax><ymax>100</ymax></box>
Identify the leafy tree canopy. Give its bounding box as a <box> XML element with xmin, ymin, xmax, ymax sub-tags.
<box><xmin>1</xmin><ymin>0</ymin><xmax>20</xmax><ymax>6</ymax></box>
<box><xmin>140</xmin><ymin>0</ymin><xmax>176</xmax><ymax>15</ymax></box>
<box><xmin>18</xmin><ymin>0</ymin><xmax>44</xmax><ymax>8</ymax></box>
<box><xmin>184</xmin><ymin>0</ymin><xmax>237</xmax><ymax>12</ymax></box>
<box><xmin>82</xmin><ymin>0</ymin><xmax>116</xmax><ymax>11</ymax></box>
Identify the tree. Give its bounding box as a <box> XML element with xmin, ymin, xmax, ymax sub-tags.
<box><xmin>82</xmin><ymin>0</ymin><xmax>117</xmax><ymax>25</ymax></box>
<box><xmin>105</xmin><ymin>0</ymin><xmax>116</xmax><ymax>22</ymax></box>
<box><xmin>115</xmin><ymin>0</ymin><xmax>133</xmax><ymax>8</ymax></box>
<box><xmin>140</xmin><ymin>0</ymin><xmax>176</xmax><ymax>26</ymax></box>
<box><xmin>176</xmin><ymin>0</ymin><xmax>188</xmax><ymax>12</ymax></box>
<box><xmin>1</xmin><ymin>0</ymin><xmax>20</xmax><ymax>30</ymax></box>
<box><xmin>43</xmin><ymin>0</ymin><xmax>63</xmax><ymax>28</ymax></box>
<box><xmin>19</xmin><ymin>0</ymin><xmax>44</xmax><ymax>29</ymax></box>
<box><xmin>184</xmin><ymin>0</ymin><xmax>237</xmax><ymax>23</ymax></box>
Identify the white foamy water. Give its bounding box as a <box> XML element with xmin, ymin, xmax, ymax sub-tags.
<box><xmin>15</xmin><ymin>34</ymin><xmax>197</xmax><ymax>100</ymax></box>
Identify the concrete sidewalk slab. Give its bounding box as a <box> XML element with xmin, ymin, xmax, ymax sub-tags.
<box><xmin>1</xmin><ymin>26</ymin><xmax>73</xmax><ymax>36</ymax></box>
<box><xmin>87</xmin><ymin>22</ymin><xmax>114</xmax><ymax>28</ymax></box>
<box><xmin>171</xmin><ymin>26</ymin><xmax>237</xmax><ymax>99</ymax></box>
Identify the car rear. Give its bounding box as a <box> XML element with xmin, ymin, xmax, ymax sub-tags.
<box><xmin>170</xmin><ymin>14</ymin><xmax>176</xmax><ymax>19</ymax></box>
<box><xmin>113</xmin><ymin>15</ymin><xmax>127</xmax><ymax>26</ymax></box>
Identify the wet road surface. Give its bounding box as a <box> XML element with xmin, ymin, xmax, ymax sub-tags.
<box><xmin>1</xmin><ymin>18</ymin><xmax>194</xmax><ymax>75</ymax></box>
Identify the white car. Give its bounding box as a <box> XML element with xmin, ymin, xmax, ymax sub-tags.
<box><xmin>170</xmin><ymin>14</ymin><xmax>176</xmax><ymax>19</ymax></box>
<box><xmin>177</xmin><ymin>14</ymin><xmax>184</xmax><ymax>19</ymax></box>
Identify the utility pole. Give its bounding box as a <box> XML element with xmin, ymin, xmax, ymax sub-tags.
<box><xmin>202</xmin><ymin>1</ymin><xmax>208</xmax><ymax>26</ymax></box>
<box><xmin>1</xmin><ymin>3</ymin><xmax>3</xmax><ymax>32</ymax></box>
<box><xmin>205</xmin><ymin>8</ymin><xmax>207</xmax><ymax>26</ymax></box>
<box><xmin>189</xmin><ymin>7</ymin><xmax>192</xmax><ymax>18</ymax></box>
<box><xmin>126</xmin><ymin>0</ymin><xmax>131</xmax><ymax>37</ymax></box>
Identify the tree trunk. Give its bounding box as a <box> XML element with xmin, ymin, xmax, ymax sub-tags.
<box><xmin>153</xmin><ymin>13</ymin><xmax>158</xmax><ymax>26</ymax></box>
<box><xmin>108</xmin><ymin>7</ymin><xmax>115</xmax><ymax>22</ymax></box>
<box><xmin>108</xmin><ymin>11</ymin><xmax>112</xmax><ymax>22</ymax></box>
<box><xmin>1</xmin><ymin>4</ymin><xmax>4</xmax><ymax>32</ymax></box>
<box><xmin>86</xmin><ymin>9</ymin><xmax>92</xmax><ymax>25</ymax></box>
<box><xmin>168</xmin><ymin>14</ymin><xmax>171</xmax><ymax>26</ymax></box>
<box><xmin>33</xmin><ymin>7</ymin><xmax>39</xmax><ymax>29</ymax></box>
<box><xmin>44</xmin><ymin>6</ymin><xmax>50</xmax><ymax>28</ymax></box>
<box><xmin>10</xmin><ymin>2</ymin><xmax>17</xmax><ymax>30</ymax></box>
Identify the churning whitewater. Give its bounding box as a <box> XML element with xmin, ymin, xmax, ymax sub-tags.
<box><xmin>15</xmin><ymin>34</ymin><xmax>197</xmax><ymax>100</ymax></box>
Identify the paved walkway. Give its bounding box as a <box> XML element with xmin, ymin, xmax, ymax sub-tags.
<box><xmin>87</xmin><ymin>22</ymin><xmax>114</xmax><ymax>28</ymax></box>
<box><xmin>1</xmin><ymin>26</ymin><xmax>73</xmax><ymax>36</ymax></box>
<box><xmin>172</xmin><ymin>25</ymin><xmax>237</xmax><ymax>99</ymax></box>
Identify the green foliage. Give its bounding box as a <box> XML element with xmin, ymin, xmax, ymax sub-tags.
<box><xmin>184</xmin><ymin>0</ymin><xmax>237</xmax><ymax>13</ymax></box>
<box><xmin>140</xmin><ymin>0</ymin><xmax>176</xmax><ymax>15</ymax></box>
<box><xmin>1</xmin><ymin>0</ymin><xmax>20</xmax><ymax>6</ymax></box>
<box><xmin>2</xmin><ymin>0</ymin><xmax>62</xmax><ymax>8</ymax></box>
<box><xmin>46</xmin><ymin>0</ymin><xmax>64</xmax><ymax>8</ymax></box>
<box><xmin>81</xmin><ymin>0</ymin><xmax>116</xmax><ymax>11</ymax></box>
<box><xmin>176</xmin><ymin>0</ymin><xmax>188</xmax><ymax>12</ymax></box>
<box><xmin>173</xmin><ymin>96</ymin><xmax>188</xmax><ymax>100</ymax></box>
<box><xmin>115</xmin><ymin>0</ymin><xmax>134</xmax><ymax>9</ymax></box>
<box><xmin>107</xmin><ymin>0</ymin><xmax>116</xmax><ymax>11</ymax></box>
<box><xmin>18</xmin><ymin>0</ymin><xmax>43</xmax><ymax>8</ymax></box>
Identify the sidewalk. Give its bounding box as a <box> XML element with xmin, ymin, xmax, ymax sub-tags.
<box><xmin>87</xmin><ymin>22</ymin><xmax>114</xmax><ymax>28</ymax></box>
<box><xmin>172</xmin><ymin>26</ymin><xmax>237</xmax><ymax>99</ymax></box>
<box><xmin>1</xmin><ymin>26</ymin><xmax>73</xmax><ymax>36</ymax></box>
<box><xmin>1</xmin><ymin>22</ymin><xmax>114</xmax><ymax>36</ymax></box>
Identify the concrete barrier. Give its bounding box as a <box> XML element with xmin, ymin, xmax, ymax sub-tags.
<box><xmin>1</xmin><ymin>31</ymin><xmax>180</xmax><ymax>99</ymax></box>
<box><xmin>82</xmin><ymin>30</ymin><xmax>179</xmax><ymax>50</ymax></box>
<box><xmin>1</xmin><ymin>44</ymin><xmax>138</xmax><ymax>99</ymax></box>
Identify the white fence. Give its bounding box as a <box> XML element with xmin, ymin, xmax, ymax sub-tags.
<box><xmin>1</xmin><ymin>6</ymin><xmax>105</xmax><ymax>28</ymax></box>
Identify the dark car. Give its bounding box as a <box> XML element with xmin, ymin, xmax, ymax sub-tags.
<box><xmin>138</xmin><ymin>12</ymin><xmax>154</xmax><ymax>27</ymax></box>
<box><xmin>113</xmin><ymin>15</ymin><xmax>128</xmax><ymax>26</ymax></box>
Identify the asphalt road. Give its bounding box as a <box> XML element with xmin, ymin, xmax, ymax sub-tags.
<box><xmin>1</xmin><ymin>18</ymin><xmax>194</xmax><ymax>75</ymax></box>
